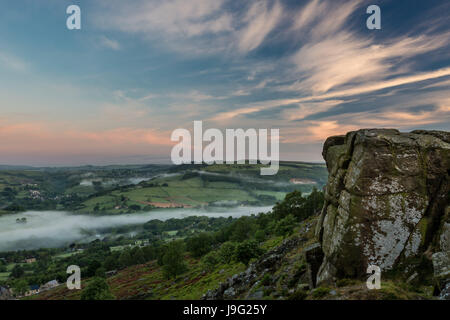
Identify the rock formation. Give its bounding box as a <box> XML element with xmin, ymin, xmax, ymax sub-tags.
<box><xmin>315</xmin><ymin>129</ymin><xmax>450</xmax><ymax>286</ymax></box>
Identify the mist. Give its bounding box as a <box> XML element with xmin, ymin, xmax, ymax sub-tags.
<box><xmin>0</xmin><ymin>206</ymin><xmax>272</xmax><ymax>252</ymax></box>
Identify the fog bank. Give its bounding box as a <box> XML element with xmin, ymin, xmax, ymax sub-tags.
<box><xmin>0</xmin><ymin>206</ymin><xmax>271</xmax><ymax>252</ymax></box>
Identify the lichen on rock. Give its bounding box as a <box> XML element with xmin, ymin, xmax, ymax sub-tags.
<box><xmin>315</xmin><ymin>129</ymin><xmax>450</xmax><ymax>286</ymax></box>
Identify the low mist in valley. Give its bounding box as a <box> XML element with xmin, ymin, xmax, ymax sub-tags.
<box><xmin>0</xmin><ymin>206</ymin><xmax>272</xmax><ymax>252</ymax></box>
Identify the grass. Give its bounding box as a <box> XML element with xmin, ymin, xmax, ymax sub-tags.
<box><xmin>0</xmin><ymin>272</ymin><xmax>10</xmax><ymax>281</ymax></box>
<box><xmin>30</xmin><ymin>256</ymin><xmax>247</xmax><ymax>300</ymax></box>
<box><xmin>53</xmin><ymin>251</ymin><xmax>82</xmax><ymax>260</ymax></box>
<box><xmin>78</xmin><ymin>177</ymin><xmax>261</xmax><ymax>213</ymax></box>
<box><xmin>71</xmin><ymin>162</ymin><xmax>328</xmax><ymax>214</ymax></box>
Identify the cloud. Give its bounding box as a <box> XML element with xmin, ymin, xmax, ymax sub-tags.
<box><xmin>292</xmin><ymin>67</ymin><xmax>450</xmax><ymax>101</ymax></box>
<box><xmin>291</xmin><ymin>0</ymin><xmax>325</xmax><ymax>31</ymax></box>
<box><xmin>288</xmin><ymin>31</ymin><xmax>449</xmax><ymax>94</ymax></box>
<box><xmin>292</xmin><ymin>0</ymin><xmax>358</xmax><ymax>39</ymax></box>
<box><xmin>237</xmin><ymin>1</ymin><xmax>283</xmax><ymax>53</ymax></box>
<box><xmin>95</xmin><ymin>0</ymin><xmax>232</xmax><ymax>47</ymax></box>
<box><xmin>210</xmin><ymin>67</ymin><xmax>450</xmax><ymax>122</ymax></box>
<box><xmin>99</xmin><ymin>36</ymin><xmax>121</xmax><ymax>50</ymax></box>
<box><xmin>95</xmin><ymin>0</ymin><xmax>285</xmax><ymax>55</ymax></box>
<box><xmin>290</xmin><ymin>91</ymin><xmax>450</xmax><ymax>143</ymax></box>
<box><xmin>0</xmin><ymin>121</ymin><xmax>172</xmax><ymax>157</ymax></box>
<box><xmin>0</xmin><ymin>51</ymin><xmax>26</xmax><ymax>72</ymax></box>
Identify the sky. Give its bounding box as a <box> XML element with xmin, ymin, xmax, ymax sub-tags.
<box><xmin>0</xmin><ymin>0</ymin><xmax>449</xmax><ymax>166</ymax></box>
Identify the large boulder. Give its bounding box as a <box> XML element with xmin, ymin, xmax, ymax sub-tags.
<box><xmin>315</xmin><ymin>129</ymin><xmax>450</xmax><ymax>285</ymax></box>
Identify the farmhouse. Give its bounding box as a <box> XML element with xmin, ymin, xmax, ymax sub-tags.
<box><xmin>134</xmin><ymin>239</ymin><xmax>150</xmax><ymax>247</ymax></box>
<box><xmin>40</xmin><ymin>280</ymin><xmax>59</xmax><ymax>291</ymax></box>
<box><xmin>25</xmin><ymin>285</ymin><xmax>40</xmax><ymax>296</ymax></box>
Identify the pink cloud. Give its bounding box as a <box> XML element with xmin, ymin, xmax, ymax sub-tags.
<box><xmin>0</xmin><ymin>122</ymin><xmax>172</xmax><ymax>156</ymax></box>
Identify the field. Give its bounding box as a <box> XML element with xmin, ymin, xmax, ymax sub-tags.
<box><xmin>0</xmin><ymin>161</ymin><xmax>327</xmax><ymax>216</ymax></box>
<box><xmin>75</xmin><ymin>162</ymin><xmax>327</xmax><ymax>214</ymax></box>
<box><xmin>0</xmin><ymin>262</ymin><xmax>27</xmax><ymax>281</ymax></box>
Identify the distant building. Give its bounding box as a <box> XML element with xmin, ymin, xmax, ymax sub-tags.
<box><xmin>135</xmin><ymin>239</ymin><xmax>150</xmax><ymax>248</ymax></box>
<box><xmin>24</xmin><ymin>257</ymin><xmax>36</xmax><ymax>264</ymax></box>
<box><xmin>40</xmin><ymin>280</ymin><xmax>59</xmax><ymax>292</ymax></box>
<box><xmin>25</xmin><ymin>285</ymin><xmax>40</xmax><ymax>296</ymax></box>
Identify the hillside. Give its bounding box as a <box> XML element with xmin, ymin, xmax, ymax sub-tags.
<box><xmin>77</xmin><ymin>162</ymin><xmax>327</xmax><ymax>214</ymax></box>
<box><xmin>0</xmin><ymin>161</ymin><xmax>327</xmax><ymax>216</ymax></box>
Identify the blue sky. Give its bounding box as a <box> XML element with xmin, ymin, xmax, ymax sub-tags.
<box><xmin>0</xmin><ymin>0</ymin><xmax>449</xmax><ymax>166</ymax></box>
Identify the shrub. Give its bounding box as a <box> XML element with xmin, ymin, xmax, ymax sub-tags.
<box><xmin>336</xmin><ymin>278</ymin><xmax>358</xmax><ymax>288</ymax></box>
<box><xmin>118</xmin><ymin>250</ymin><xmax>133</xmax><ymax>269</ymax></box>
<box><xmin>81</xmin><ymin>277</ymin><xmax>115</xmax><ymax>300</ymax></box>
<box><xmin>186</xmin><ymin>233</ymin><xmax>213</xmax><ymax>258</ymax></box>
<box><xmin>311</xmin><ymin>287</ymin><xmax>330</xmax><ymax>299</ymax></box>
<box><xmin>10</xmin><ymin>265</ymin><xmax>24</xmax><ymax>278</ymax></box>
<box><xmin>274</xmin><ymin>214</ymin><xmax>296</xmax><ymax>237</ymax></box>
<box><xmin>230</xmin><ymin>217</ymin><xmax>257</xmax><ymax>242</ymax></box>
<box><xmin>272</xmin><ymin>190</ymin><xmax>305</xmax><ymax>220</ymax></box>
<box><xmin>235</xmin><ymin>240</ymin><xmax>263</xmax><ymax>266</ymax></box>
<box><xmin>202</xmin><ymin>251</ymin><xmax>219</xmax><ymax>271</ymax></box>
<box><xmin>288</xmin><ymin>290</ymin><xmax>307</xmax><ymax>300</ymax></box>
<box><xmin>12</xmin><ymin>279</ymin><xmax>28</xmax><ymax>296</ymax></box>
<box><xmin>254</xmin><ymin>230</ymin><xmax>266</xmax><ymax>242</ymax></box>
<box><xmin>261</xmin><ymin>273</ymin><xmax>272</xmax><ymax>286</ymax></box>
<box><xmin>218</xmin><ymin>242</ymin><xmax>236</xmax><ymax>264</ymax></box>
<box><xmin>162</xmin><ymin>241</ymin><xmax>187</xmax><ymax>279</ymax></box>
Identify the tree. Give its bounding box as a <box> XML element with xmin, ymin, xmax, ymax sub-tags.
<box><xmin>11</xmin><ymin>264</ymin><xmax>24</xmax><ymax>278</ymax></box>
<box><xmin>142</xmin><ymin>246</ymin><xmax>158</xmax><ymax>261</ymax></box>
<box><xmin>81</xmin><ymin>277</ymin><xmax>115</xmax><ymax>300</ymax></box>
<box><xmin>13</xmin><ymin>279</ymin><xmax>28</xmax><ymax>296</ymax></box>
<box><xmin>202</xmin><ymin>251</ymin><xmax>219</xmax><ymax>271</ymax></box>
<box><xmin>132</xmin><ymin>248</ymin><xmax>146</xmax><ymax>265</ymax></box>
<box><xmin>86</xmin><ymin>260</ymin><xmax>101</xmax><ymax>277</ymax></box>
<box><xmin>254</xmin><ymin>229</ymin><xmax>266</xmax><ymax>242</ymax></box>
<box><xmin>274</xmin><ymin>214</ymin><xmax>296</xmax><ymax>237</ymax></box>
<box><xmin>303</xmin><ymin>187</ymin><xmax>324</xmax><ymax>216</ymax></box>
<box><xmin>218</xmin><ymin>242</ymin><xmax>236</xmax><ymax>264</ymax></box>
<box><xmin>118</xmin><ymin>250</ymin><xmax>133</xmax><ymax>269</ymax></box>
<box><xmin>103</xmin><ymin>255</ymin><xmax>118</xmax><ymax>271</ymax></box>
<box><xmin>162</xmin><ymin>242</ymin><xmax>187</xmax><ymax>279</ymax></box>
<box><xmin>235</xmin><ymin>240</ymin><xmax>263</xmax><ymax>266</ymax></box>
<box><xmin>186</xmin><ymin>233</ymin><xmax>213</xmax><ymax>258</ymax></box>
<box><xmin>95</xmin><ymin>267</ymin><xmax>107</xmax><ymax>278</ymax></box>
<box><xmin>129</xmin><ymin>204</ymin><xmax>141</xmax><ymax>211</ymax></box>
<box><xmin>230</xmin><ymin>216</ymin><xmax>256</xmax><ymax>242</ymax></box>
<box><xmin>272</xmin><ymin>190</ymin><xmax>307</xmax><ymax>220</ymax></box>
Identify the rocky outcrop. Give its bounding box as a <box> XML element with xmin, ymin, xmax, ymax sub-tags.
<box><xmin>202</xmin><ymin>236</ymin><xmax>307</xmax><ymax>300</ymax></box>
<box><xmin>202</xmin><ymin>219</ymin><xmax>319</xmax><ymax>300</ymax></box>
<box><xmin>315</xmin><ymin>129</ymin><xmax>450</xmax><ymax>286</ymax></box>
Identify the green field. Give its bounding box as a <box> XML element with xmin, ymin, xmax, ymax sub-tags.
<box><xmin>0</xmin><ymin>161</ymin><xmax>327</xmax><ymax>215</ymax></box>
<box><xmin>71</xmin><ymin>162</ymin><xmax>327</xmax><ymax>214</ymax></box>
